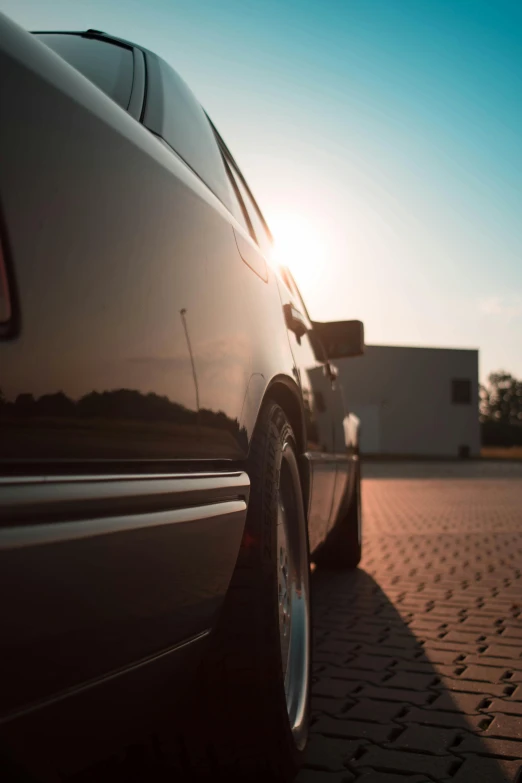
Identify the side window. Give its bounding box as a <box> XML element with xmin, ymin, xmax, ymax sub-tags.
<box><xmin>36</xmin><ymin>34</ymin><xmax>134</xmax><ymax>110</ymax></box>
<box><xmin>205</xmin><ymin>117</ymin><xmax>273</xmax><ymax>256</ymax></box>
<box><xmin>222</xmin><ymin>159</ymin><xmax>252</xmax><ymax>235</ymax></box>
<box><xmin>225</xmin><ymin>162</ymin><xmax>273</xmax><ymax>258</ymax></box>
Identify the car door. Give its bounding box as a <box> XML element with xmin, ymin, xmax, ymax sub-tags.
<box><xmin>209</xmin><ymin>146</ymin><xmax>342</xmax><ymax>553</ymax></box>
<box><xmin>275</xmin><ymin>268</ymin><xmax>343</xmax><ymax>552</ymax></box>
<box><xmin>326</xmin><ymin>361</ymin><xmax>353</xmax><ymax>537</ymax></box>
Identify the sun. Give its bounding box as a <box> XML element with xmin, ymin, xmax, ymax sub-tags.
<box><xmin>270</xmin><ymin>213</ymin><xmax>326</xmax><ymax>288</ymax></box>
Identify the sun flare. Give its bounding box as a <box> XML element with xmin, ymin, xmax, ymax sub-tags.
<box><xmin>271</xmin><ymin>213</ymin><xmax>326</xmax><ymax>288</ymax></box>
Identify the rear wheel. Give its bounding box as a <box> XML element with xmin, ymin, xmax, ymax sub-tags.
<box><xmin>181</xmin><ymin>401</ymin><xmax>311</xmax><ymax>781</ymax></box>
<box><xmin>315</xmin><ymin>461</ymin><xmax>362</xmax><ymax>570</ymax></box>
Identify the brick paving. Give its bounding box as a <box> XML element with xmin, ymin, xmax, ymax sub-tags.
<box><xmin>302</xmin><ymin>460</ymin><xmax>522</xmax><ymax>783</ymax></box>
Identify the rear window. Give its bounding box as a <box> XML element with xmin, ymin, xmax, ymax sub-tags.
<box><xmin>36</xmin><ymin>34</ymin><xmax>134</xmax><ymax>110</ymax></box>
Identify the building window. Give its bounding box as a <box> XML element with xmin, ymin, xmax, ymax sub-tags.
<box><xmin>452</xmin><ymin>378</ymin><xmax>472</xmax><ymax>405</ymax></box>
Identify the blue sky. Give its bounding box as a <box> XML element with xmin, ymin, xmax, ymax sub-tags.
<box><xmin>2</xmin><ymin>0</ymin><xmax>522</xmax><ymax>380</ymax></box>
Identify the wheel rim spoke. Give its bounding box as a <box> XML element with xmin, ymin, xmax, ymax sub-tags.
<box><xmin>277</xmin><ymin>498</ymin><xmax>292</xmax><ymax>684</ymax></box>
<box><xmin>276</xmin><ymin>448</ymin><xmax>310</xmax><ymax>748</ymax></box>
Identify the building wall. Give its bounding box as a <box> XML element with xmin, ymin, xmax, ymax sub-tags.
<box><xmin>337</xmin><ymin>345</ymin><xmax>480</xmax><ymax>457</ymax></box>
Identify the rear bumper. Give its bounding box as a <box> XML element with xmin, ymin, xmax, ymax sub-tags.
<box><xmin>0</xmin><ymin>470</ymin><xmax>249</xmax><ymax>774</ymax></box>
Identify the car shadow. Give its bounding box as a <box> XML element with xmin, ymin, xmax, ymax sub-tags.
<box><xmin>303</xmin><ymin>567</ymin><xmax>521</xmax><ymax>783</ymax></box>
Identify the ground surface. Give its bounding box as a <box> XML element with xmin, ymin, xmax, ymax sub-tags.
<box><xmin>300</xmin><ymin>460</ymin><xmax>522</xmax><ymax>783</ymax></box>
<box><xmin>482</xmin><ymin>448</ymin><xmax>522</xmax><ymax>460</ymax></box>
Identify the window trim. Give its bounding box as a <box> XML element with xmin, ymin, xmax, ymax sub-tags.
<box><xmin>127</xmin><ymin>47</ymin><xmax>146</xmax><ymax>120</ymax></box>
<box><xmin>206</xmin><ymin>116</ymin><xmax>273</xmax><ymax>245</ymax></box>
<box><xmin>221</xmin><ymin>156</ymin><xmax>257</xmax><ymax>241</ymax></box>
<box><xmin>228</xmin><ymin>156</ymin><xmax>273</xmax><ymax>243</ymax></box>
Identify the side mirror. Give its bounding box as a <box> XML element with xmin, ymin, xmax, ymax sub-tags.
<box><xmin>312</xmin><ymin>320</ymin><xmax>365</xmax><ymax>360</ymax></box>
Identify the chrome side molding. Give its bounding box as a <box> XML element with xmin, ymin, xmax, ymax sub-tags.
<box><xmin>0</xmin><ymin>471</ymin><xmax>250</xmax><ymax>526</ymax></box>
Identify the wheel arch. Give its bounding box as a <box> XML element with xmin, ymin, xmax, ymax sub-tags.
<box><xmin>262</xmin><ymin>375</ymin><xmax>311</xmax><ymax>516</ymax></box>
<box><xmin>264</xmin><ymin>375</ymin><xmax>306</xmax><ymax>456</ymax></box>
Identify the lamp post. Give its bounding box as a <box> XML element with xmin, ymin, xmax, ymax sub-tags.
<box><xmin>180</xmin><ymin>308</ymin><xmax>200</xmax><ymax>414</ymax></box>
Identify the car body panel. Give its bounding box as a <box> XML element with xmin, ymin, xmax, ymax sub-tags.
<box><xmin>0</xmin><ymin>13</ymin><xmax>361</xmax><ymax>776</ymax></box>
<box><xmin>1</xmin><ymin>630</ymin><xmax>209</xmax><ymax>779</ymax></box>
<box><xmin>0</xmin><ymin>472</ymin><xmax>249</xmax><ymax>717</ymax></box>
<box><xmin>275</xmin><ymin>269</ymin><xmax>359</xmax><ymax>547</ymax></box>
<box><xmin>0</xmin><ymin>19</ymin><xmax>298</xmax><ymax>464</ymax></box>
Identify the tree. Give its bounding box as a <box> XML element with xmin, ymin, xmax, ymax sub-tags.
<box><xmin>480</xmin><ymin>371</ymin><xmax>522</xmax><ymax>425</ymax></box>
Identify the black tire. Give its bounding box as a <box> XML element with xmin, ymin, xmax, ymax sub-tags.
<box><xmin>179</xmin><ymin>401</ymin><xmax>312</xmax><ymax>782</ymax></box>
<box><xmin>314</xmin><ymin>461</ymin><xmax>362</xmax><ymax>570</ymax></box>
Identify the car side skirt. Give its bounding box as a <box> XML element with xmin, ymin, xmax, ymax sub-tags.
<box><xmin>0</xmin><ymin>470</ymin><xmax>249</xmax><ymax>774</ymax></box>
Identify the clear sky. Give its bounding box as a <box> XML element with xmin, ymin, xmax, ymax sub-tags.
<box><xmin>2</xmin><ymin>0</ymin><xmax>521</xmax><ymax>381</ymax></box>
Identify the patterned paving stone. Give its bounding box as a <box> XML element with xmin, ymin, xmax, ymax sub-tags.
<box><xmin>304</xmin><ymin>735</ymin><xmax>364</xmax><ymax>772</ymax></box>
<box><xmin>459</xmin><ymin>664</ymin><xmax>512</xmax><ymax>682</ymax></box>
<box><xmin>392</xmin><ymin>659</ymin><xmax>458</xmax><ymax>677</ymax></box>
<box><xmin>455</xmin><ymin>734</ymin><xmax>522</xmax><ymax>758</ymax></box>
<box><xmin>464</xmin><ymin>655</ymin><xmax>522</xmax><ymax>671</ymax></box>
<box><xmin>355</xmin><ymin>773</ymin><xmax>430</xmax><ymax>783</ymax></box>
<box><xmin>381</xmin><ymin>671</ymin><xmax>439</xmax><ymax>690</ymax></box>
<box><xmin>433</xmin><ymin>675</ymin><xmax>510</xmax><ymax>696</ymax></box>
<box><xmin>342</xmin><ymin>700</ymin><xmax>407</xmax><ymax>724</ymax></box>
<box><xmin>312</xmin><ymin>679</ymin><xmax>362</xmax><ymax>699</ymax></box>
<box><xmin>350</xmin><ymin>746</ymin><xmax>458</xmax><ymax>777</ymax></box>
<box><xmin>398</xmin><ymin>705</ymin><xmax>477</xmax><ymax>729</ymax></box>
<box><xmin>347</xmin><ymin>655</ymin><xmax>398</xmax><ymax>671</ymax></box>
<box><xmin>427</xmin><ymin>690</ymin><xmax>500</xmax><ymax>713</ymax></box>
<box><xmin>451</xmin><ymin>756</ymin><xmax>522</xmax><ymax>783</ymax></box>
<box><xmin>316</xmin><ymin>640</ymin><xmax>361</xmax><ymax>656</ymax></box>
<box><xmin>304</xmin><ymin>461</ymin><xmax>522</xmax><ymax>782</ymax></box>
<box><xmin>507</xmin><ymin>685</ymin><xmax>522</xmax><ymax>701</ymax></box>
<box><xmin>312</xmin><ymin>717</ymin><xmax>394</xmax><ymax>744</ymax></box>
<box><xmin>486</xmin><ymin>699</ymin><xmax>522</xmax><ymax>716</ymax></box>
<box><xmin>387</xmin><ymin>724</ymin><xmax>461</xmax><ymax>754</ymax></box>
<box><xmin>319</xmin><ymin>667</ymin><xmax>391</xmax><ymax>686</ymax></box>
<box><xmin>295</xmin><ymin>770</ymin><xmax>355</xmax><ymax>783</ymax></box>
<box><xmin>482</xmin><ymin>644</ymin><xmax>522</xmax><ymax>659</ymax></box>
<box><xmin>351</xmin><ymin>684</ymin><xmax>435</xmax><ymax>706</ymax></box>
<box><xmin>311</xmin><ymin>697</ymin><xmax>355</xmax><ymax>718</ymax></box>
<box><xmin>485</xmin><ymin>714</ymin><xmax>522</xmax><ymax>740</ymax></box>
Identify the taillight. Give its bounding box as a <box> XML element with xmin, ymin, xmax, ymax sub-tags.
<box><xmin>0</xmin><ymin>244</ymin><xmax>11</xmax><ymax>325</ymax></box>
<box><xmin>0</xmin><ymin>211</ymin><xmax>17</xmax><ymax>338</ymax></box>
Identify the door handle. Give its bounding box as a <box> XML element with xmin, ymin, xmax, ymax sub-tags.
<box><xmin>283</xmin><ymin>303</ymin><xmax>307</xmax><ymax>338</ymax></box>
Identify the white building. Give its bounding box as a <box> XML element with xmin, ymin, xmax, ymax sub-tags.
<box><xmin>337</xmin><ymin>345</ymin><xmax>480</xmax><ymax>458</ymax></box>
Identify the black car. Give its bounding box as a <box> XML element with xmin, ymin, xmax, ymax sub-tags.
<box><xmin>0</xmin><ymin>14</ymin><xmax>364</xmax><ymax>781</ymax></box>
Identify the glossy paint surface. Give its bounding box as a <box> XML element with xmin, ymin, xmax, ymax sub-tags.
<box><xmin>0</xmin><ymin>20</ymin><xmax>296</xmax><ymax>464</ymax></box>
<box><xmin>0</xmin><ymin>16</ymin><xmax>359</xmax><ymax>568</ymax></box>
<box><xmin>0</xmin><ymin>14</ymin><xmax>359</xmax><ymax>548</ymax></box>
<box><xmin>0</xmin><ymin>16</ymin><xmax>360</xmax><ymax>770</ymax></box>
<box><xmin>0</xmin><ymin>472</ymin><xmax>248</xmax><ymax>715</ymax></box>
<box><xmin>0</xmin><ymin>21</ymin><xmax>356</xmax><ymax>490</ymax></box>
